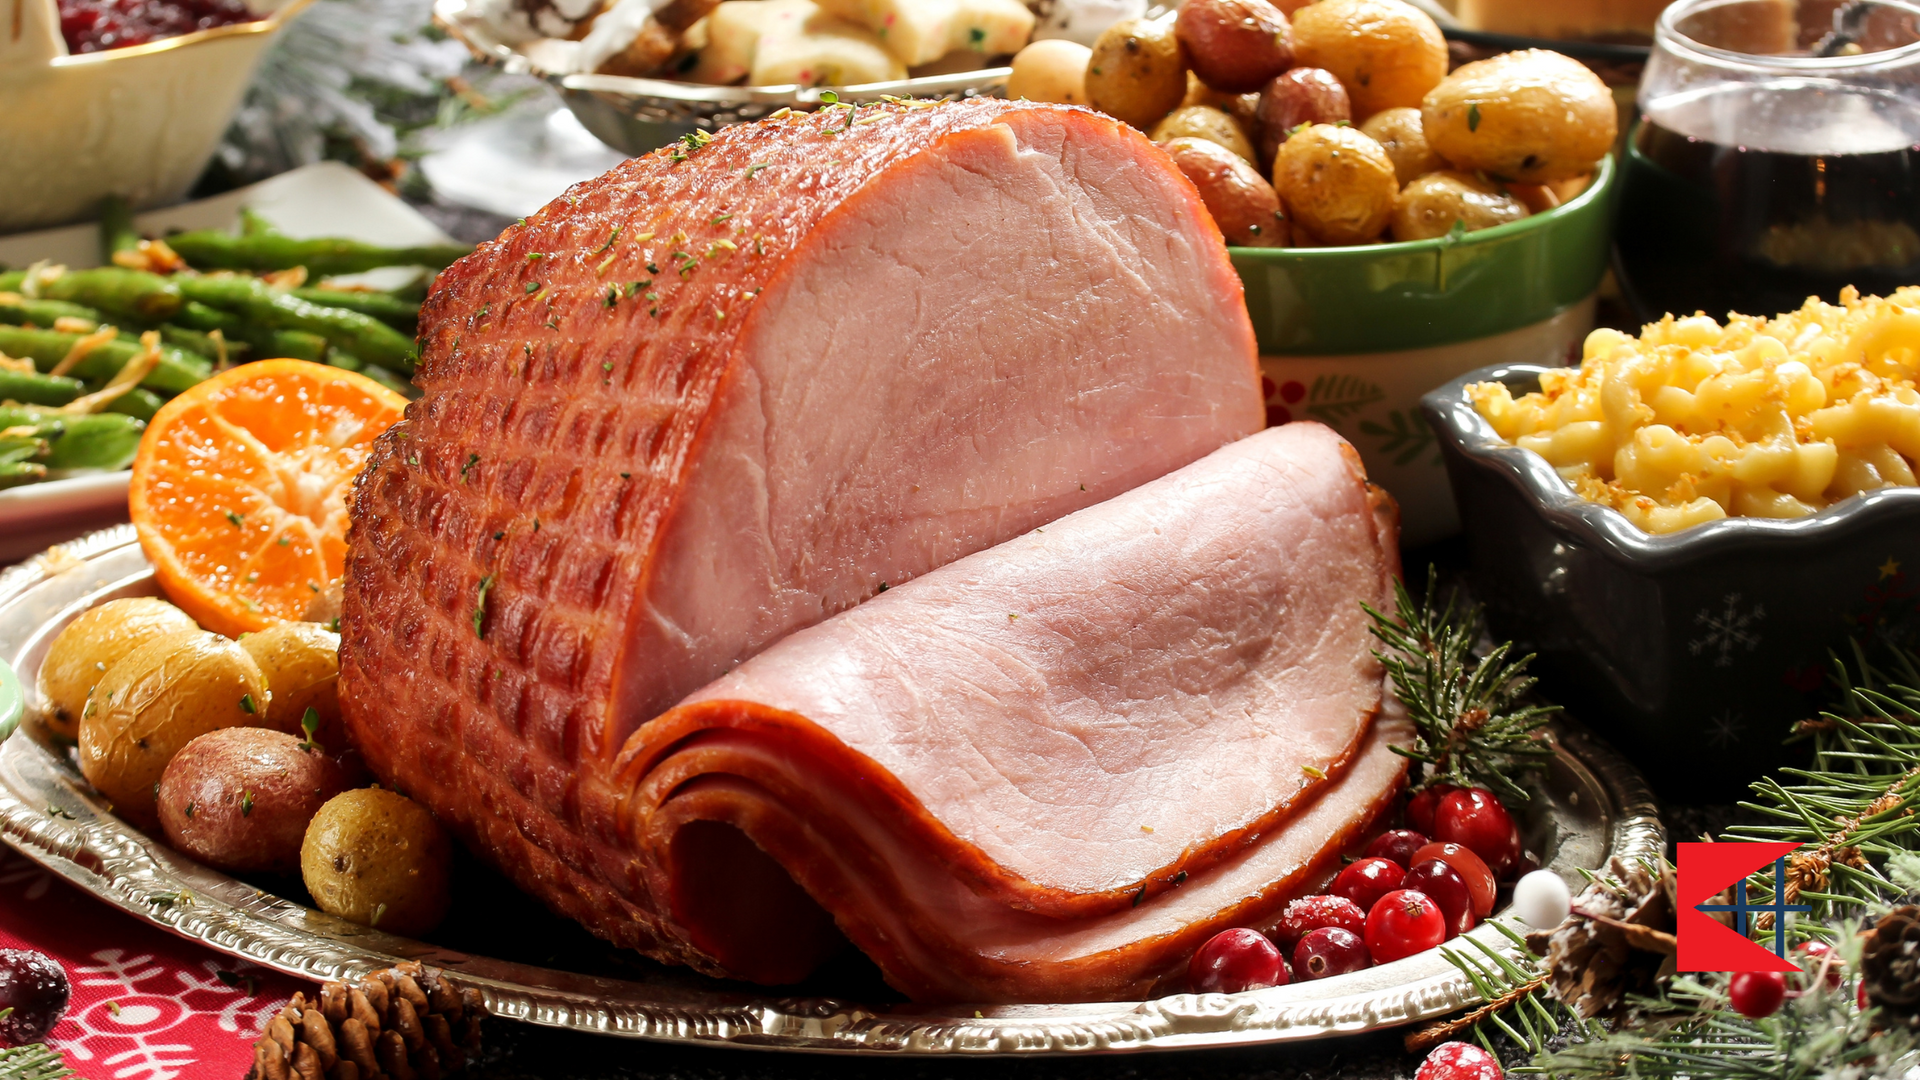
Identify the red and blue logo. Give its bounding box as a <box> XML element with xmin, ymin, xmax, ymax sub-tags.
<box><xmin>1677</xmin><ymin>841</ymin><xmax>1810</xmax><ymax>973</ymax></box>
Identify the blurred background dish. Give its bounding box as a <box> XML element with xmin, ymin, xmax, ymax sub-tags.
<box><xmin>1</xmin><ymin>0</ymin><xmax>317</xmax><ymax>233</ymax></box>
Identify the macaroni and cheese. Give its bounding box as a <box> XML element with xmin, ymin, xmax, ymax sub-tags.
<box><xmin>1470</xmin><ymin>286</ymin><xmax>1920</xmax><ymax>534</ymax></box>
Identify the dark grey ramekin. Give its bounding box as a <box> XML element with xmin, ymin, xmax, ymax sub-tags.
<box><xmin>1424</xmin><ymin>364</ymin><xmax>1920</xmax><ymax>798</ymax></box>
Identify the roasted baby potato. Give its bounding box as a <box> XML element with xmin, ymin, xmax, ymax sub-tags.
<box><xmin>1272</xmin><ymin>123</ymin><xmax>1398</xmax><ymax>245</ymax></box>
<box><xmin>302</xmin><ymin>788</ymin><xmax>452</xmax><ymax>937</ymax></box>
<box><xmin>1086</xmin><ymin>16</ymin><xmax>1189</xmax><ymax>130</ymax></box>
<box><xmin>1162</xmin><ymin>137</ymin><xmax>1288</xmax><ymax>246</ymax></box>
<box><xmin>1359</xmin><ymin>106</ymin><xmax>1442</xmax><ymax>187</ymax></box>
<box><xmin>1151</xmin><ymin>105</ymin><xmax>1258</xmax><ymax>164</ymax></box>
<box><xmin>1390</xmin><ymin>170</ymin><xmax>1530</xmax><ymax>241</ymax></box>
<box><xmin>78</xmin><ymin>630</ymin><xmax>270</xmax><ymax>829</ymax></box>
<box><xmin>1255</xmin><ymin>66</ymin><xmax>1350</xmax><ymax>168</ymax></box>
<box><xmin>37</xmin><ymin>597</ymin><xmax>198</xmax><ymax>741</ymax></box>
<box><xmin>1422</xmin><ymin>49</ymin><xmax>1617</xmax><ymax>183</ymax></box>
<box><xmin>158</xmin><ymin>728</ymin><xmax>357</xmax><ymax>875</ymax></box>
<box><xmin>1008</xmin><ymin>38</ymin><xmax>1093</xmax><ymax>105</ymax></box>
<box><xmin>240</xmin><ymin>621</ymin><xmax>342</xmax><ymax>748</ymax></box>
<box><xmin>1290</xmin><ymin>0</ymin><xmax>1446</xmax><ymax>119</ymax></box>
<box><xmin>1174</xmin><ymin>0</ymin><xmax>1293</xmax><ymax>94</ymax></box>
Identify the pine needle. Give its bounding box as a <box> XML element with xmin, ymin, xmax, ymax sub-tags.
<box><xmin>1365</xmin><ymin>568</ymin><xmax>1558</xmax><ymax>801</ymax></box>
<box><xmin>0</xmin><ymin>1044</ymin><xmax>76</xmax><ymax>1080</ymax></box>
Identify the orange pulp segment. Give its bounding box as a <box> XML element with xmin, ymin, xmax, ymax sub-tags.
<box><xmin>129</xmin><ymin>359</ymin><xmax>409</xmax><ymax>637</ymax></box>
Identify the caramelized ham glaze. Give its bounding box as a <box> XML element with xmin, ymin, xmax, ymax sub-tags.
<box><xmin>339</xmin><ymin>99</ymin><xmax>1396</xmax><ymax>1002</ymax></box>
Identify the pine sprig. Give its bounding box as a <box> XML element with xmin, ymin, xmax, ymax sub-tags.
<box><xmin>1409</xmin><ymin>922</ymin><xmax>1581</xmax><ymax>1056</ymax></box>
<box><xmin>0</xmin><ymin>1044</ymin><xmax>76</xmax><ymax>1080</ymax></box>
<box><xmin>1365</xmin><ymin>568</ymin><xmax>1558</xmax><ymax>802</ymax></box>
<box><xmin>1725</xmin><ymin>642</ymin><xmax>1920</xmax><ymax>929</ymax></box>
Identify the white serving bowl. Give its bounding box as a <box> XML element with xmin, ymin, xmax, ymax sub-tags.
<box><xmin>0</xmin><ymin>0</ymin><xmax>315</xmax><ymax>233</ymax></box>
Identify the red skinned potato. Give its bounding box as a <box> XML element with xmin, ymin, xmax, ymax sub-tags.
<box><xmin>1175</xmin><ymin>0</ymin><xmax>1294</xmax><ymax>94</ymax></box>
<box><xmin>1161</xmin><ymin>137</ymin><xmax>1288</xmax><ymax>246</ymax></box>
<box><xmin>158</xmin><ymin>728</ymin><xmax>356</xmax><ymax>876</ymax></box>
<box><xmin>1290</xmin><ymin>0</ymin><xmax>1447</xmax><ymax>119</ymax></box>
<box><xmin>1255</xmin><ymin>67</ymin><xmax>1350</xmax><ymax>169</ymax></box>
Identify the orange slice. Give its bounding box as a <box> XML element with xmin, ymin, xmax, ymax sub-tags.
<box><xmin>129</xmin><ymin>359</ymin><xmax>408</xmax><ymax>637</ymax></box>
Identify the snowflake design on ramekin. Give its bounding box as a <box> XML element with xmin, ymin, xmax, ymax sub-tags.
<box><xmin>1690</xmin><ymin>593</ymin><xmax>1766</xmax><ymax>668</ymax></box>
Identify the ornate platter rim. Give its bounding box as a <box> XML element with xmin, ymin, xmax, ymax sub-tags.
<box><xmin>0</xmin><ymin>527</ymin><xmax>1665</xmax><ymax>1055</ymax></box>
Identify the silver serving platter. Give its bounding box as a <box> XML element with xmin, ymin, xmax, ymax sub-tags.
<box><xmin>433</xmin><ymin>0</ymin><xmax>1013</xmax><ymax>153</ymax></box>
<box><xmin>0</xmin><ymin>526</ymin><xmax>1664</xmax><ymax>1055</ymax></box>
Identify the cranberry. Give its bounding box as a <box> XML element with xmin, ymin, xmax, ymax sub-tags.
<box><xmin>1189</xmin><ymin>928</ymin><xmax>1288</xmax><ymax>993</ymax></box>
<box><xmin>1796</xmin><ymin>940</ymin><xmax>1842</xmax><ymax>989</ymax></box>
<box><xmin>1332</xmin><ymin>857</ymin><xmax>1406</xmax><ymax>913</ymax></box>
<box><xmin>1411</xmin><ymin>842</ymin><xmax>1497</xmax><ymax>917</ymax></box>
<box><xmin>1432</xmin><ymin>788</ymin><xmax>1521</xmax><ymax>876</ymax></box>
<box><xmin>1365</xmin><ymin>889</ymin><xmax>1446</xmax><ymax>963</ymax></box>
<box><xmin>56</xmin><ymin>0</ymin><xmax>259</xmax><ymax>54</ymax></box>
<box><xmin>1272</xmin><ymin>894</ymin><xmax>1367</xmax><ymax>950</ymax></box>
<box><xmin>0</xmin><ymin>949</ymin><xmax>70</xmax><ymax>1046</ymax></box>
<box><xmin>1403</xmin><ymin>859</ymin><xmax>1476</xmax><ymax>939</ymax></box>
<box><xmin>1416</xmin><ymin>1040</ymin><xmax>1503</xmax><ymax>1080</ymax></box>
<box><xmin>1406</xmin><ymin>784</ymin><xmax>1458</xmax><ymax>835</ymax></box>
<box><xmin>1364</xmin><ymin>829</ymin><xmax>1429</xmax><ymax>868</ymax></box>
<box><xmin>1730</xmin><ymin>970</ymin><xmax>1787</xmax><ymax>1019</ymax></box>
<box><xmin>1293</xmin><ymin>926</ymin><xmax>1371</xmax><ymax>980</ymax></box>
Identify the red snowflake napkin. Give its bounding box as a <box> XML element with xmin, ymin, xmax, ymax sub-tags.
<box><xmin>0</xmin><ymin>849</ymin><xmax>300</xmax><ymax>1080</ymax></box>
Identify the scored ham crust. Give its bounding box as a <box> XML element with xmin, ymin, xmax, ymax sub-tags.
<box><xmin>339</xmin><ymin>99</ymin><xmax>1404</xmax><ymax>1003</ymax></box>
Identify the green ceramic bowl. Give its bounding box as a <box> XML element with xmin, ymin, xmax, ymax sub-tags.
<box><xmin>1230</xmin><ymin>156</ymin><xmax>1619</xmax><ymax>545</ymax></box>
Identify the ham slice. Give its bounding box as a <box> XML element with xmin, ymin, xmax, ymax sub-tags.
<box><xmin>339</xmin><ymin>99</ymin><xmax>1387</xmax><ymax>1002</ymax></box>
<box><xmin>626</xmin><ymin>423</ymin><xmax>1404</xmax><ymax>1000</ymax></box>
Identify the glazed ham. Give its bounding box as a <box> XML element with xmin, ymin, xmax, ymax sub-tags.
<box><xmin>341</xmin><ymin>98</ymin><xmax>1397</xmax><ymax>1003</ymax></box>
<box><xmin>629</xmin><ymin>424</ymin><xmax>1404</xmax><ymax>999</ymax></box>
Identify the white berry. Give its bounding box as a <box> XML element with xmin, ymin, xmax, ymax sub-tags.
<box><xmin>1512</xmin><ymin>869</ymin><xmax>1572</xmax><ymax>930</ymax></box>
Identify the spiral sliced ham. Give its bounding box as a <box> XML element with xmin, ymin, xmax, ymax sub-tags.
<box><xmin>340</xmin><ymin>99</ymin><xmax>1401</xmax><ymax>1003</ymax></box>
<box><xmin>628</xmin><ymin>424</ymin><xmax>1404</xmax><ymax>1000</ymax></box>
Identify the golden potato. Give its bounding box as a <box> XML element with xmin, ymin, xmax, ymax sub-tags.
<box><xmin>301</xmin><ymin>578</ymin><xmax>343</xmax><ymax>631</ymax></box>
<box><xmin>78</xmin><ymin>630</ymin><xmax>270</xmax><ymax>829</ymax></box>
<box><xmin>302</xmin><ymin>788</ymin><xmax>452</xmax><ymax>936</ymax></box>
<box><xmin>240</xmin><ymin>622</ymin><xmax>342</xmax><ymax>749</ymax></box>
<box><xmin>1421</xmin><ymin>49</ymin><xmax>1617</xmax><ymax>183</ymax></box>
<box><xmin>37</xmin><ymin>598</ymin><xmax>198</xmax><ymax>741</ymax></box>
<box><xmin>1162</xmin><ymin>137</ymin><xmax>1288</xmax><ymax>246</ymax></box>
<box><xmin>1390</xmin><ymin>170</ymin><xmax>1530</xmax><ymax>241</ymax></box>
<box><xmin>1174</xmin><ymin>0</ymin><xmax>1292</xmax><ymax>94</ymax></box>
<box><xmin>1272</xmin><ymin>123</ymin><xmax>1398</xmax><ymax>245</ymax></box>
<box><xmin>158</xmin><ymin>728</ymin><xmax>357</xmax><ymax>875</ymax></box>
<box><xmin>1007</xmin><ymin>39</ymin><xmax>1092</xmax><ymax>105</ymax></box>
<box><xmin>1359</xmin><ymin>106</ymin><xmax>1442</xmax><ymax>187</ymax></box>
<box><xmin>1290</xmin><ymin>0</ymin><xmax>1446</xmax><ymax>119</ymax></box>
<box><xmin>1151</xmin><ymin>105</ymin><xmax>1258</xmax><ymax>164</ymax></box>
<box><xmin>1086</xmin><ymin>16</ymin><xmax>1189</xmax><ymax>130</ymax></box>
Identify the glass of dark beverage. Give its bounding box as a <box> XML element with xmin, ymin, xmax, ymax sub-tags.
<box><xmin>1615</xmin><ymin>0</ymin><xmax>1920</xmax><ymax>322</ymax></box>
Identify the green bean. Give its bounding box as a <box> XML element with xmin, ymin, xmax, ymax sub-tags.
<box><xmin>176</xmin><ymin>276</ymin><xmax>416</xmax><ymax>372</ymax></box>
<box><xmin>165</xmin><ymin>231</ymin><xmax>472</xmax><ymax>276</ymax></box>
<box><xmin>0</xmin><ymin>367</ymin><xmax>84</xmax><ymax>407</ymax></box>
<box><xmin>0</xmin><ymin>459</ymin><xmax>49</xmax><ymax>489</ymax></box>
<box><xmin>326</xmin><ymin>351</ymin><xmax>364</xmax><ymax>372</ymax></box>
<box><xmin>99</xmin><ymin>196</ymin><xmax>140</xmax><ymax>262</ymax></box>
<box><xmin>357</xmin><ymin>363</ymin><xmax>416</xmax><ymax>399</ymax></box>
<box><xmin>239</xmin><ymin>207</ymin><xmax>278</xmax><ymax>237</ymax></box>
<box><xmin>0</xmin><ymin>406</ymin><xmax>146</xmax><ymax>471</ymax></box>
<box><xmin>0</xmin><ymin>267</ymin><xmax>181</xmax><ymax>321</ymax></box>
<box><xmin>291</xmin><ymin>287</ymin><xmax>418</xmax><ymax>330</ymax></box>
<box><xmin>0</xmin><ymin>326</ymin><xmax>209</xmax><ymax>395</ymax></box>
<box><xmin>157</xmin><ymin>325</ymin><xmax>243</xmax><ymax>362</ymax></box>
<box><xmin>105</xmin><ymin>389</ymin><xmax>164</xmax><ymax>423</ymax></box>
<box><xmin>0</xmin><ymin>296</ymin><xmax>108</xmax><ymax>330</ymax></box>
<box><xmin>256</xmin><ymin>329</ymin><xmax>329</xmax><ymax>362</ymax></box>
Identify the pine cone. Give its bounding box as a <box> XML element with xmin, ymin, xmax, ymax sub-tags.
<box><xmin>1526</xmin><ymin>856</ymin><xmax>1678</xmax><ymax>1019</ymax></box>
<box><xmin>1863</xmin><ymin>905</ymin><xmax>1920</xmax><ymax>1026</ymax></box>
<box><xmin>247</xmin><ymin>961</ymin><xmax>485</xmax><ymax>1080</ymax></box>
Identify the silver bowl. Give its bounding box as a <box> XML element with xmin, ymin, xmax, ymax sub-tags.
<box><xmin>433</xmin><ymin>0</ymin><xmax>1012</xmax><ymax>153</ymax></box>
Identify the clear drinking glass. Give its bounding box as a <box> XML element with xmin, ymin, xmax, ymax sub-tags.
<box><xmin>1614</xmin><ymin>0</ymin><xmax>1920</xmax><ymax>322</ymax></box>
